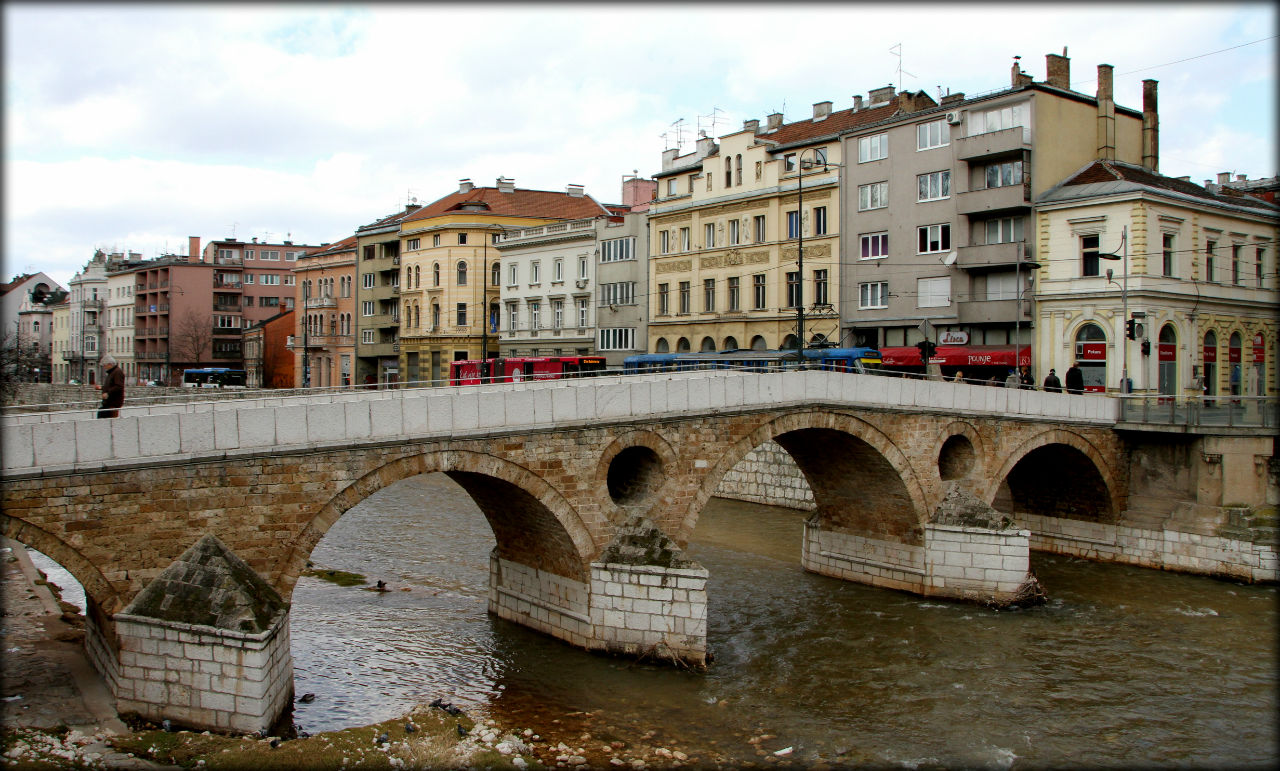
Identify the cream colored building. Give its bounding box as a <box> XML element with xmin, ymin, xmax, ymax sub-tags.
<box><xmin>1035</xmin><ymin>159</ymin><xmax>1278</xmax><ymax>396</ymax></box>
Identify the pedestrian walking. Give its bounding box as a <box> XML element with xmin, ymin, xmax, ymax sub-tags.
<box><xmin>1043</xmin><ymin>368</ymin><xmax>1062</xmax><ymax>393</ymax></box>
<box><xmin>97</xmin><ymin>354</ymin><xmax>124</xmax><ymax>419</ymax></box>
<box><xmin>1065</xmin><ymin>364</ymin><xmax>1085</xmax><ymax>395</ymax></box>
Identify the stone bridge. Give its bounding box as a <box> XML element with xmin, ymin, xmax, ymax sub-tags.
<box><xmin>0</xmin><ymin>370</ymin><xmax>1266</xmax><ymax>733</ymax></box>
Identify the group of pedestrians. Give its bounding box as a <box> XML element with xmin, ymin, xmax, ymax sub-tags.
<box><xmin>950</xmin><ymin>364</ymin><xmax>1086</xmax><ymax>394</ymax></box>
<box><xmin>1042</xmin><ymin>364</ymin><xmax>1085</xmax><ymax>394</ymax></box>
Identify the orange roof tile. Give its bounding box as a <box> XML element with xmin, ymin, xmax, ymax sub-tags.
<box><xmin>409</xmin><ymin>186</ymin><xmax>610</xmax><ymax>223</ymax></box>
<box><xmin>759</xmin><ymin>95</ymin><xmax>922</xmax><ymax>147</ymax></box>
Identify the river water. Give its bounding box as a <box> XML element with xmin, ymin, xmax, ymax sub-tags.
<box><xmin>284</xmin><ymin>473</ymin><xmax>1277</xmax><ymax>768</ymax></box>
<box><xmin>21</xmin><ymin>472</ymin><xmax>1278</xmax><ymax>767</ymax></box>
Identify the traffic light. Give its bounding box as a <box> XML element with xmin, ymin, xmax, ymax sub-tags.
<box><xmin>1125</xmin><ymin>318</ymin><xmax>1137</xmax><ymax>340</ymax></box>
<box><xmin>1141</xmin><ymin>339</ymin><xmax>1151</xmax><ymax>356</ymax></box>
<box><xmin>915</xmin><ymin>339</ymin><xmax>936</xmax><ymax>363</ymax></box>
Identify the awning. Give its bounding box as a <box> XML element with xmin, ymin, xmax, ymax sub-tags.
<box><xmin>878</xmin><ymin>345</ymin><xmax>1030</xmax><ymax>367</ymax></box>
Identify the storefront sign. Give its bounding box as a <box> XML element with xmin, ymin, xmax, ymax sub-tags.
<box><xmin>1202</xmin><ymin>344</ymin><xmax>1217</xmax><ymax>363</ymax></box>
<box><xmin>1158</xmin><ymin>343</ymin><xmax>1176</xmax><ymax>363</ymax></box>
<box><xmin>939</xmin><ymin>330</ymin><xmax>969</xmax><ymax>345</ymax></box>
<box><xmin>1253</xmin><ymin>333</ymin><xmax>1265</xmax><ymax>363</ymax></box>
<box><xmin>1078</xmin><ymin>342</ymin><xmax>1107</xmax><ymax>361</ymax></box>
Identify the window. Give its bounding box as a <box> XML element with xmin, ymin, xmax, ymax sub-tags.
<box><xmin>215</xmin><ymin>315</ymin><xmax>239</xmax><ymax>329</ymax></box>
<box><xmin>553</xmin><ymin>300</ymin><xmax>564</xmax><ymax>329</ymax></box>
<box><xmin>456</xmin><ymin>302</ymin><xmax>468</xmax><ymax>326</ymax></box>
<box><xmin>286</xmin><ymin>251</ymin><xmax>301</xmax><ymax>261</ymax></box>
<box><xmin>243</xmin><ymin>273</ymin><xmax>255</xmax><ymax>284</ymax></box>
<box><xmin>680</xmin><ymin>227</ymin><xmax>690</xmax><ymax>252</ymax></box>
<box><xmin>728</xmin><ymin>219</ymin><xmax>740</xmax><ymax>245</ymax></box>
<box><xmin>1205</xmin><ymin>240</ymin><xmax>1216</xmax><ymax>282</ymax></box>
<box><xmin>752</xmin><ymin>274</ymin><xmax>766</xmax><ymax>309</ymax></box>
<box><xmin>433</xmin><ymin>234</ymin><xmax>441</xmax><ymax>247</ymax></box>
<box><xmin>1257</xmin><ymin>246</ymin><xmax>1267</xmax><ymax>286</ymax></box>
<box><xmin>784</xmin><ymin>153</ymin><xmax>797</xmax><ymax>172</ymax></box>
<box><xmin>660</xmin><ymin>230</ymin><xmax>670</xmax><ymax>255</ymax></box>
<box><xmin>577</xmin><ymin>298</ymin><xmax>588</xmax><ymax>327</ymax></box>
<box><xmin>859</xmin><ymin>282</ymin><xmax>889</xmax><ymax>309</ymax></box>
<box><xmin>754</xmin><ymin>215</ymin><xmax>766</xmax><ymax>243</ymax></box>
<box><xmin>985</xmin><ymin>217</ymin><xmax>1024</xmax><ymax>244</ymax></box>
<box><xmin>859</xmin><ymin>182</ymin><xmax>888</xmax><ymax>211</ymax></box>
<box><xmin>554</xmin><ymin>259</ymin><xmax>564</xmax><ymax>282</ymax></box>
<box><xmin>735</xmin><ymin>154</ymin><xmax>743</xmax><ymax>186</ymax></box>
<box><xmin>362</xmin><ymin>301</ymin><xmax>375</xmax><ymax>316</ymax></box>
<box><xmin>457</xmin><ymin>261</ymin><xmax>468</xmax><ymax>285</ymax></box>
<box><xmin>786</xmin><ymin>211</ymin><xmax>800</xmax><ymax>239</ymax></box>
<box><xmin>1162</xmin><ymin>233</ymin><xmax>1176</xmax><ymax>277</ymax></box>
<box><xmin>689</xmin><ymin>174</ymin><xmax>697</xmax><ymax>193</ymax></box>
<box><xmin>725</xmin><ymin>157</ymin><xmax>732</xmax><ymax>188</ymax></box>
<box><xmin>432</xmin><ymin>263</ymin><xmax>440</xmax><ymax>286</ymax></box>
<box><xmin>362</xmin><ymin>273</ymin><xmax>375</xmax><ymax>289</ymax></box>
<box><xmin>579</xmin><ymin>257</ymin><xmax>588</xmax><ymax>278</ymax></box>
<box><xmin>705</xmin><ymin>222</ymin><xmax>716</xmax><ymax>248</ymax></box>
<box><xmin>407</xmin><ymin>238</ymin><xmax>420</xmax><ymax>251</ymax></box>
<box><xmin>1082</xmin><ymin>234</ymin><xmax>1101</xmax><ymax>277</ymax></box>
<box><xmin>917</xmin><ymin>223</ymin><xmax>952</xmax><ymax>254</ymax></box>
<box><xmin>362</xmin><ymin>329</ymin><xmax>375</xmax><ymax>344</ymax></box>
<box><xmin>917</xmin><ymin>276</ymin><xmax>951</xmax><ymax>307</ymax></box>
<box><xmin>968</xmin><ymin>103</ymin><xmax>1026</xmax><ymax>138</ymax></box>
<box><xmin>814</xmin><ymin>269</ymin><xmax>829</xmax><ymax>305</ymax></box>
<box><xmin>601</xmin><ymin>237</ymin><xmax>634</xmax><ymax>262</ymax></box>
<box><xmin>985</xmin><ymin>160</ymin><xmax>1023</xmax><ymax>189</ymax></box>
<box><xmin>261</xmin><ymin>274</ymin><xmax>280</xmax><ymax>285</ymax></box>
<box><xmin>860</xmin><ymin>232</ymin><xmax>889</xmax><ymax>259</ymax></box>
<box><xmin>243</xmin><ymin>249</ymin><xmax>255</xmax><ymax>260</ymax></box>
<box><xmin>666</xmin><ymin>178</ymin><xmax>677</xmax><ymax>196</ymax></box>
<box><xmin>600</xmin><ymin>282</ymin><xmax>635</xmax><ymax>306</ymax></box>
<box><xmin>703</xmin><ymin>278</ymin><xmax>716</xmax><ymax>312</ymax></box>
<box><xmin>916</xmin><ymin>120</ymin><xmax>949</xmax><ymax>150</ymax></box>
<box><xmin>243</xmin><ymin>295</ymin><xmax>254</xmax><ymax>307</ymax></box>
<box><xmin>786</xmin><ymin>271</ymin><xmax>800</xmax><ymax>308</ymax></box>
<box><xmin>1232</xmin><ymin>244</ymin><xmax>1242</xmax><ymax>285</ymax></box>
<box><xmin>859</xmin><ymin>133</ymin><xmax>888</xmax><ymax>163</ymax></box>
<box><xmin>431</xmin><ymin>304</ymin><xmax>440</xmax><ymax>329</ymax></box>
<box><xmin>985</xmin><ymin>272</ymin><xmax>1017</xmax><ymax>301</ymax></box>
<box><xmin>678</xmin><ymin>281</ymin><xmax>691</xmax><ymax>314</ymax></box>
<box><xmin>528</xmin><ymin>301</ymin><xmax>540</xmax><ymax>329</ymax></box>
<box><xmin>728</xmin><ymin>276</ymin><xmax>740</xmax><ymax>310</ymax></box>
<box><xmin>599</xmin><ymin>328</ymin><xmax>635</xmax><ymax>351</ymax></box>
<box><xmin>917</xmin><ymin>170</ymin><xmax>951</xmax><ymax>201</ymax></box>
<box><xmin>508</xmin><ymin>303</ymin><xmax>519</xmax><ymax>331</ymax></box>
<box><xmin>658</xmin><ymin>283</ymin><xmax>669</xmax><ymax>316</ymax></box>
<box><xmin>364</xmin><ymin>246</ymin><xmax>375</xmax><ymax>260</ymax></box>
<box><xmin>457</xmin><ymin>233</ymin><xmax>468</xmax><ymax>245</ymax></box>
<box><xmin>531</xmin><ymin>261</ymin><xmax>541</xmax><ymax>284</ymax></box>
<box><xmin>263</xmin><ymin>296</ymin><xmax>281</xmax><ymax>308</ymax></box>
<box><xmin>813</xmin><ymin>206</ymin><xmax>827</xmax><ymax>236</ymax></box>
<box><xmin>261</xmin><ymin>250</ymin><xmax>280</xmax><ymax>260</ymax></box>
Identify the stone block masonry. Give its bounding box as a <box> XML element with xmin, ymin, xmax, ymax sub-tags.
<box><xmin>589</xmin><ymin>563</ymin><xmax>708</xmax><ymax>667</ymax></box>
<box><xmin>715</xmin><ymin>440</ymin><xmax>815</xmax><ymax>511</ymax></box>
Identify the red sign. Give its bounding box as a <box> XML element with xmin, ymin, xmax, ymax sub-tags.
<box><xmin>1253</xmin><ymin>333</ymin><xmax>1265</xmax><ymax>363</ymax></box>
<box><xmin>1228</xmin><ymin>345</ymin><xmax>1242</xmax><ymax>364</ymax></box>
<box><xmin>1078</xmin><ymin>342</ymin><xmax>1107</xmax><ymax>361</ymax></box>
<box><xmin>1158</xmin><ymin>343</ymin><xmax>1176</xmax><ymax>363</ymax></box>
<box><xmin>878</xmin><ymin>345</ymin><xmax>1029</xmax><ymax>367</ymax></box>
<box><xmin>1203</xmin><ymin>344</ymin><xmax>1217</xmax><ymax>363</ymax></box>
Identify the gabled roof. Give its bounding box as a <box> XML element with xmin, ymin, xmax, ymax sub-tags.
<box><xmin>410</xmin><ymin>185</ymin><xmax>611</xmax><ymax>222</ymax></box>
<box><xmin>1039</xmin><ymin>159</ymin><xmax>1280</xmax><ymax>217</ymax></box>
<box><xmin>760</xmin><ymin>94</ymin><xmax>921</xmax><ymax>147</ymax></box>
<box><xmin>301</xmin><ymin>234</ymin><xmax>359</xmax><ymax>259</ymax></box>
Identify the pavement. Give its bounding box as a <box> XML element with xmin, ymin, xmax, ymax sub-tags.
<box><xmin>1</xmin><ymin>536</ymin><xmax>176</xmax><ymax>769</ymax></box>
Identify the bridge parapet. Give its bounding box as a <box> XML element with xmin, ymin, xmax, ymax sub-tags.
<box><xmin>2</xmin><ymin>371</ymin><xmax>1119</xmax><ymax>479</ymax></box>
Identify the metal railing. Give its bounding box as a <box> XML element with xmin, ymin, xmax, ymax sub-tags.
<box><xmin>1118</xmin><ymin>395</ymin><xmax>1278</xmax><ymax>429</ymax></box>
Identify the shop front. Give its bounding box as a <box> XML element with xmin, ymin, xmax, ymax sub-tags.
<box><xmin>878</xmin><ymin>345</ymin><xmax>1030</xmax><ymax>383</ymax></box>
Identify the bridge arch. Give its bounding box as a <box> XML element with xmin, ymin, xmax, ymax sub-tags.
<box><xmin>685</xmin><ymin>409</ymin><xmax>928</xmax><ymax>545</ymax></box>
<box><xmin>273</xmin><ymin>449</ymin><xmax>596</xmax><ymax>598</ymax></box>
<box><xmin>0</xmin><ymin>516</ymin><xmax>121</xmax><ymax>615</ymax></box>
<box><xmin>595</xmin><ymin>429</ymin><xmax>680</xmax><ymax>518</ymax></box>
<box><xmin>934</xmin><ymin>421</ymin><xmax>986</xmax><ymax>481</ymax></box>
<box><xmin>987</xmin><ymin>429</ymin><xmax>1122</xmax><ymax>524</ymax></box>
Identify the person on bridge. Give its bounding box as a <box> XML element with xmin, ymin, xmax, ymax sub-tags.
<box><xmin>1043</xmin><ymin>369</ymin><xmax>1062</xmax><ymax>392</ymax></box>
<box><xmin>1065</xmin><ymin>365</ymin><xmax>1085</xmax><ymax>395</ymax></box>
<box><xmin>97</xmin><ymin>354</ymin><xmax>124</xmax><ymax>419</ymax></box>
<box><xmin>1020</xmin><ymin>366</ymin><xmax>1035</xmax><ymax>389</ymax></box>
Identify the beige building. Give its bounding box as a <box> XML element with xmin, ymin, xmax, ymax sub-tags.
<box><xmin>396</xmin><ymin>178</ymin><xmax>613</xmax><ymax>385</ymax></box>
<box><xmin>1035</xmin><ymin>160</ymin><xmax>1278</xmax><ymax>396</ymax></box>
<box><xmin>353</xmin><ymin>204</ymin><xmax>423</xmax><ymax>386</ymax></box>
<box><xmin>293</xmin><ymin>235</ymin><xmax>359</xmax><ymax>388</ymax></box>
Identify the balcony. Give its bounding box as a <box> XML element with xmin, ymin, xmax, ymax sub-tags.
<box><xmin>212</xmin><ymin>326</ymin><xmax>243</xmax><ymax>336</ymax></box>
<box><xmin>954</xmin><ymin>126</ymin><xmax>1029</xmax><ymax>162</ymax></box>
<box><xmin>956</xmin><ymin>184</ymin><xmax>1030</xmax><ymax>216</ymax></box>
<box><xmin>305</xmin><ymin>296</ymin><xmax>337</xmax><ymax>309</ymax></box>
<box><xmin>955</xmin><ymin>298</ymin><xmax>1031</xmax><ymax>325</ymax></box>
<box><xmin>956</xmin><ymin>242</ymin><xmax>1036</xmax><ymax>273</ymax></box>
<box><xmin>213</xmin><ymin>278</ymin><xmax>243</xmax><ymax>289</ymax></box>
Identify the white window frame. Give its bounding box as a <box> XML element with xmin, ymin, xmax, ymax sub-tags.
<box><xmin>860</xmin><ymin>232</ymin><xmax>889</xmax><ymax>260</ymax></box>
<box><xmin>858</xmin><ymin>182</ymin><xmax>888</xmax><ymax>211</ymax></box>
<box><xmin>859</xmin><ymin>282</ymin><xmax>889</xmax><ymax>309</ymax></box>
<box><xmin>858</xmin><ymin>133</ymin><xmax>888</xmax><ymax>163</ymax></box>
<box><xmin>917</xmin><ymin>223</ymin><xmax>952</xmax><ymax>254</ymax></box>
<box><xmin>917</xmin><ymin>276</ymin><xmax>951</xmax><ymax>308</ymax></box>
<box><xmin>917</xmin><ymin>170</ymin><xmax>951</xmax><ymax>202</ymax></box>
<box><xmin>600</xmin><ymin>237</ymin><xmax>634</xmax><ymax>263</ymax></box>
<box><xmin>362</xmin><ymin>329</ymin><xmax>375</xmax><ymax>344</ymax></box>
<box><xmin>598</xmin><ymin>328</ymin><xmax>636</xmax><ymax>351</ymax></box>
<box><xmin>362</xmin><ymin>273</ymin><xmax>375</xmax><ymax>289</ymax></box>
<box><xmin>576</xmin><ymin>298</ymin><xmax>588</xmax><ymax>327</ymax></box>
<box><xmin>362</xmin><ymin>301</ymin><xmax>375</xmax><ymax>316</ymax></box>
<box><xmin>916</xmin><ymin>120</ymin><xmax>950</xmax><ymax>150</ymax></box>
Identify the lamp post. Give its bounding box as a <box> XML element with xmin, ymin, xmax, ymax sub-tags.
<box><xmin>1014</xmin><ymin>244</ymin><xmax>1041</xmax><ymax>377</ymax></box>
<box><xmin>302</xmin><ymin>278</ymin><xmax>310</xmax><ymax>388</ymax></box>
<box><xmin>1098</xmin><ymin>225</ymin><xmax>1129</xmax><ymax>393</ymax></box>
<box><xmin>792</xmin><ymin>149</ymin><xmax>837</xmax><ymax>359</ymax></box>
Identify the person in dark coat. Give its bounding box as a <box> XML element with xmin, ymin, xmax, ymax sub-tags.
<box><xmin>1043</xmin><ymin>368</ymin><xmax>1062</xmax><ymax>392</ymax></box>
<box><xmin>97</xmin><ymin>354</ymin><xmax>125</xmax><ymax>418</ymax></box>
<box><xmin>1065</xmin><ymin>364</ymin><xmax>1085</xmax><ymax>395</ymax></box>
<box><xmin>1019</xmin><ymin>366</ymin><xmax>1034</xmax><ymax>389</ymax></box>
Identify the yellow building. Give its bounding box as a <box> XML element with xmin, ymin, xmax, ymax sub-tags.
<box><xmin>1036</xmin><ymin>160</ymin><xmax>1278</xmax><ymax>396</ymax></box>
<box><xmin>397</xmin><ymin>178</ymin><xmax>614</xmax><ymax>384</ymax></box>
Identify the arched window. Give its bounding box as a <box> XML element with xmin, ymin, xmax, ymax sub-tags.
<box><xmin>723</xmin><ymin>336</ymin><xmax>738</xmax><ymax>350</ymax></box>
<box><xmin>725</xmin><ymin>157</ymin><xmax>732</xmax><ymax>188</ymax></box>
<box><xmin>491</xmin><ymin>262</ymin><xmax>501</xmax><ymax>287</ymax></box>
<box><xmin>431</xmin><ymin>303</ymin><xmax>440</xmax><ymax>330</ymax></box>
<box><xmin>781</xmin><ymin>334</ymin><xmax>799</xmax><ymax>350</ymax></box>
<box><xmin>1202</xmin><ymin>330</ymin><xmax>1218</xmax><ymax>396</ymax></box>
<box><xmin>676</xmin><ymin>337</ymin><xmax>691</xmax><ymax>352</ymax></box>
<box><xmin>432</xmin><ymin>263</ymin><xmax>440</xmax><ymax>287</ymax></box>
<box><xmin>750</xmin><ymin>335</ymin><xmax>768</xmax><ymax>351</ymax></box>
<box><xmin>414</xmin><ymin>265</ymin><xmax>421</xmax><ymax>288</ymax></box>
<box><xmin>457</xmin><ymin>261</ymin><xmax>468</xmax><ymax>286</ymax></box>
<box><xmin>1073</xmin><ymin>323</ymin><xmax>1107</xmax><ymax>392</ymax></box>
<box><xmin>1158</xmin><ymin>323</ymin><xmax>1177</xmax><ymax>396</ymax></box>
<box><xmin>655</xmin><ymin>338</ymin><xmax>670</xmax><ymax>353</ymax></box>
<box><xmin>1228</xmin><ymin>332</ymin><xmax>1243</xmax><ymax>395</ymax></box>
<box><xmin>735</xmin><ymin>154</ymin><xmax>743</xmax><ymax>186</ymax></box>
<box><xmin>700</xmin><ymin>336</ymin><xmax>717</xmax><ymax>352</ymax></box>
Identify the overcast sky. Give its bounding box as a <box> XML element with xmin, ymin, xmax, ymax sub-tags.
<box><xmin>4</xmin><ymin>2</ymin><xmax>1276</xmax><ymax>288</ymax></box>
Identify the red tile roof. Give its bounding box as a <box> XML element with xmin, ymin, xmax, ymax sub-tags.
<box><xmin>410</xmin><ymin>186</ymin><xmax>610</xmax><ymax>222</ymax></box>
<box><xmin>757</xmin><ymin>94</ymin><xmax>925</xmax><ymax>147</ymax></box>
<box><xmin>302</xmin><ymin>234</ymin><xmax>359</xmax><ymax>258</ymax></box>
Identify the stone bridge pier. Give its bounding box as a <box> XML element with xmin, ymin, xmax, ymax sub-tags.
<box><xmin>1</xmin><ymin>390</ymin><xmax>1128</xmax><ymax>734</ymax></box>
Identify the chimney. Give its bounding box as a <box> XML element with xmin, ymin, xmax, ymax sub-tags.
<box><xmin>496</xmin><ymin>176</ymin><xmax>515</xmax><ymax>193</ymax></box>
<box><xmin>867</xmin><ymin>85</ymin><xmax>895</xmax><ymax>104</ymax></box>
<box><xmin>566</xmin><ymin>183</ymin><xmax>585</xmax><ymax>197</ymax></box>
<box><xmin>941</xmin><ymin>92</ymin><xmax>965</xmax><ymax>106</ymax></box>
<box><xmin>1011</xmin><ymin>56</ymin><xmax>1032</xmax><ymax>87</ymax></box>
<box><xmin>766</xmin><ymin>112</ymin><xmax>784</xmax><ymax>131</ymax></box>
<box><xmin>188</xmin><ymin>236</ymin><xmax>201</xmax><ymax>260</ymax></box>
<box><xmin>812</xmin><ymin>101</ymin><xmax>832</xmax><ymax>121</ymax></box>
<box><xmin>853</xmin><ymin>95</ymin><xmax>864</xmax><ymax>111</ymax></box>
<box><xmin>743</xmin><ymin>118</ymin><xmax>760</xmax><ymax>134</ymax></box>
<box><xmin>1096</xmin><ymin>63</ymin><xmax>1116</xmax><ymax>162</ymax></box>
<box><xmin>1176</xmin><ymin>176</ymin><xmax>1191</xmax><ymax>183</ymax></box>
<box><xmin>1236</xmin><ymin>174</ymin><xmax>1248</xmax><ymax>182</ymax></box>
<box><xmin>458</xmin><ymin>178</ymin><xmax>474</xmax><ymax>193</ymax></box>
<box><xmin>1046</xmin><ymin>48</ymin><xmax>1070</xmax><ymax>89</ymax></box>
<box><xmin>695</xmin><ymin>134</ymin><xmax>717</xmax><ymax>157</ymax></box>
<box><xmin>1142</xmin><ymin>79</ymin><xmax>1159</xmax><ymax>172</ymax></box>
<box><xmin>1217</xmin><ymin>172</ymin><xmax>1232</xmax><ymax>184</ymax></box>
<box><xmin>662</xmin><ymin>147</ymin><xmax>680</xmax><ymax>169</ymax></box>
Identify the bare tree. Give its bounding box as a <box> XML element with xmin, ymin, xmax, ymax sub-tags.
<box><xmin>0</xmin><ymin>329</ymin><xmax>43</xmax><ymax>404</ymax></box>
<box><xmin>172</xmin><ymin>309</ymin><xmax>214</xmax><ymax>368</ymax></box>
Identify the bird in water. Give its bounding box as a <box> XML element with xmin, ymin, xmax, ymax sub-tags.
<box><xmin>297</xmin><ymin>693</ymin><xmax>316</xmax><ymax>703</ymax></box>
<box><xmin>376</xmin><ymin>579</ymin><xmax>387</xmax><ymax>590</ymax></box>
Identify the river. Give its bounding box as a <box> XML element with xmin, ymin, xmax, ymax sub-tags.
<box><xmin>24</xmin><ymin>472</ymin><xmax>1278</xmax><ymax>767</ymax></box>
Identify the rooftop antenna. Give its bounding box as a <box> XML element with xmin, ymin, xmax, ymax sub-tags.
<box><xmin>697</xmin><ymin>107</ymin><xmax>724</xmax><ymax>139</ymax></box>
<box><xmin>229</xmin><ymin>222</ymin><xmax>238</xmax><ymax>239</ymax></box>
<box><xmin>889</xmin><ymin>43</ymin><xmax>916</xmax><ymax>91</ymax></box>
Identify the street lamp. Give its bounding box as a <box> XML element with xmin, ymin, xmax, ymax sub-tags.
<box><xmin>302</xmin><ymin>279</ymin><xmax>310</xmax><ymax>388</ymax></box>
<box><xmin>792</xmin><ymin>148</ymin><xmax>838</xmax><ymax>359</ymax></box>
<box><xmin>1098</xmin><ymin>225</ymin><xmax>1130</xmax><ymax>393</ymax></box>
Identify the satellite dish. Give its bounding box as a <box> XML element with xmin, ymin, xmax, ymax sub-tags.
<box><xmin>941</xmin><ymin>250</ymin><xmax>957</xmax><ymax>266</ymax></box>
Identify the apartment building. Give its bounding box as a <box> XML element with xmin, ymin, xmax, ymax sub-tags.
<box><xmin>292</xmin><ymin>235</ymin><xmax>358</xmax><ymax>387</ymax></box>
<box><xmin>62</xmin><ymin>250</ymin><xmax>110</xmax><ymax>384</ymax></box>
<box><xmin>199</xmin><ymin>237</ymin><xmax>311</xmax><ymax>368</ymax></box>
<box><xmin>496</xmin><ymin>210</ymin><xmax>648</xmax><ymax>367</ymax></box>
<box><xmin>244</xmin><ymin>310</ymin><xmax>295</xmax><ymax>389</ymax></box>
<box><xmin>396</xmin><ymin>178</ymin><xmax>613</xmax><ymax>385</ymax></box>
<box><xmin>353</xmin><ymin>204</ymin><xmax>423</xmax><ymax>386</ymax></box>
<box><xmin>2</xmin><ymin>273</ymin><xmax>64</xmax><ymax>383</ymax></box>
<box><xmin>837</xmin><ymin>52</ymin><xmax>1155</xmax><ymax>376</ymax></box>
<box><xmin>1036</xmin><ymin>160</ymin><xmax>1278</xmax><ymax>395</ymax></box>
